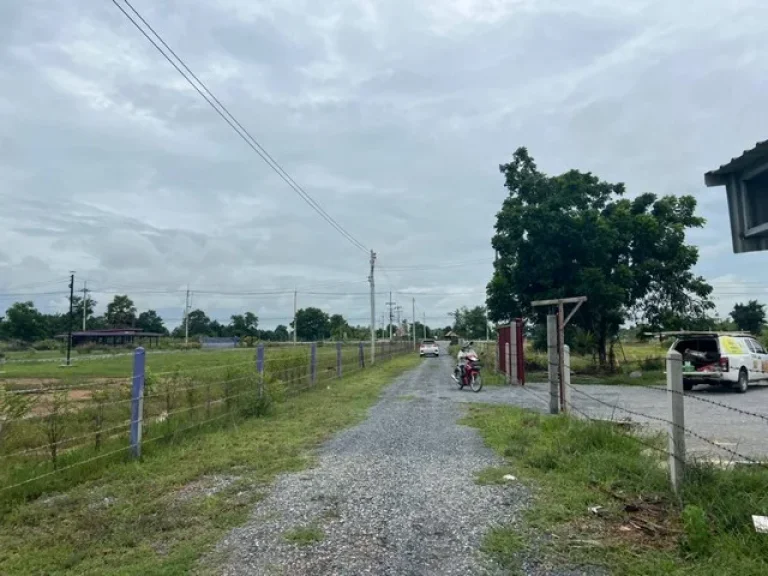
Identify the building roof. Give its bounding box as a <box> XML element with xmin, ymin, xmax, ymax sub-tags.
<box><xmin>57</xmin><ymin>329</ymin><xmax>164</xmax><ymax>338</ymax></box>
<box><xmin>705</xmin><ymin>140</ymin><xmax>768</xmax><ymax>185</ymax></box>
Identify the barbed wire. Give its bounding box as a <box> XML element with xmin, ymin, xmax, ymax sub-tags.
<box><xmin>647</xmin><ymin>385</ymin><xmax>768</xmax><ymax>424</ymax></box>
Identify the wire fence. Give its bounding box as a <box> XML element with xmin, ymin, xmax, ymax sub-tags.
<box><xmin>0</xmin><ymin>340</ymin><xmax>413</xmax><ymax>503</ymax></box>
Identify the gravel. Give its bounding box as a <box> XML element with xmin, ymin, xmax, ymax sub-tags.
<box><xmin>211</xmin><ymin>350</ymin><xmax>547</xmax><ymax>575</ymax></box>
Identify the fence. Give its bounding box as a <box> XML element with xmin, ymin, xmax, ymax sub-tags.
<box><xmin>503</xmin><ymin>342</ymin><xmax>768</xmax><ymax>497</ymax></box>
<box><xmin>0</xmin><ymin>340</ymin><xmax>411</xmax><ymax>503</ymax></box>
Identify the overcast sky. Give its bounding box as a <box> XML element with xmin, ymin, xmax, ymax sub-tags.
<box><xmin>2</xmin><ymin>0</ymin><xmax>768</xmax><ymax>330</ymax></box>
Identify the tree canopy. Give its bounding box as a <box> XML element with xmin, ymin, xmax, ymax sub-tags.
<box><xmin>487</xmin><ymin>147</ymin><xmax>713</xmax><ymax>363</ymax></box>
<box><xmin>452</xmin><ymin>306</ymin><xmax>488</xmax><ymax>340</ymax></box>
<box><xmin>105</xmin><ymin>295</ymin><xmax>137</xmax><ymax>328</ymax></box>
<box><xmin>294</xmin><ymin>307</ymin><xmax>330</xmax><ymax>341</ymax></box>
<box><xmin>731</xmin><ymin>300</ymin><xmax>766</xmax><ymax>335</ymax></box>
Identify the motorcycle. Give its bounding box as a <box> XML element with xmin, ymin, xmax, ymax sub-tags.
<box><xmin>454</xmin><ymin>351</ymin><xmax>483</xmax><ymax>392</ymax></box>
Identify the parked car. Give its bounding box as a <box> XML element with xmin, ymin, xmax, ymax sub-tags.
<box><xmin>668</xmin><ymin>332</ymin><xmax>768</xmax><ymax>393</ymax></box>
<box><xmin>419</xmin><ymin>339</ymin><xmax>439</xmax><ymax>357</ymax></box>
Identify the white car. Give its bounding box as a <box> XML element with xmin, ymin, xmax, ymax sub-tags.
<box><xmin>419</xmin><ymin>339</ymin><xmax>439</xmax><ymax>357</ymax></box>
<box><xmin>669</xmin><ymin>332</ymin><xmax>768</xmax><ymax>393</ymax></box>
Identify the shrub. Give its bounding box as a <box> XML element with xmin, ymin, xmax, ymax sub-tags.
<box><xmin>31</xmin><ymin>339</ymin><xmax>61</xmax><ymax>351</ymax></box>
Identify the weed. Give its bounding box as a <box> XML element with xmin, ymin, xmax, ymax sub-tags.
<box><xmin>283</xmin><ymin>524</ymin><xmax>324</xmax><ymax>546</ymax></box>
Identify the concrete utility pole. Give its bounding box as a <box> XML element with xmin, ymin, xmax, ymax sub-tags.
<box><xmin>412</xmin><ymin>298</ymin><xmax>416</xmax><ymax>348</ymax></box>
<box><xmin>386</xmin><ymin>293</ymin><xmax>396</xmax><ymax>340</ymax></box>
<box><xmin>82</xmin><ymin>281</ymin><xmax>88</xmax><ymax>331</ymax></box>
<box><xmin>369</xmin><ymin>250</ymin><xmax>377</xmax><ymax>364</ymax></box>
<box><xmin>293</xmin><ymin>288</ymin><xmax>298</xmax><ymax>345</ymax></box>
<box><xmin>423</xmin><ymin>311</ymin><xmax>427</xmax><ymax>339</ymax></box>
<box><xmin>184</xmin><ymin>286</ymin><xmax>191</xmax><ymax>345</ymax></box>
<box><xmin>66</xmin><ymin>272</ymin><xmax>75</xmax><ymax>366</ymax></box>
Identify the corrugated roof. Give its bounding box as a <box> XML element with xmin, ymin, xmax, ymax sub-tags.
<box><xmin>705</xmin><ymin>140</ymin><xmax>768</xmax><ymax>178</ymax></box>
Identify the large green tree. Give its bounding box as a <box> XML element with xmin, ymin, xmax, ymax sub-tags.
<box><xmin>229</xmin><ymin>312</ymin><xmax>258</xmax><ymax>338</ymax></box>
<box><xmin>3</xmin><ymin>302</ymin><xmax>47</xmax><ymax>342</ymax></box>
<box><xmin>453</xmin><ymin>306</ymin><xmax>488</xmax><ymax>340</ymax></box>
<box><xmin>487</xmin><ymin>147</ymin><xmax>713</xmax><ymax>364</ymax></box>
<box><xmin>294</xmin><ymin>307</ymin><xmax>330</xmax><ymax>341</ymax></box>
<box><xmin>105</xmin><ymin>295</ymin><xmax>137</xmax><ymax>328</ymax></box>
<box><xmin>731</xmin><ymin>300</ymin><xmax>765</xmax><ymax>335</ymax></box>
<box><xmin>136</xmin><ymin>310</ymin><xmax>167</xmax><ymax>334</ymax></box>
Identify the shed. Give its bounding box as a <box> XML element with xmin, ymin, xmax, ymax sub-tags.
<box><xmin>705</xmin><ymin>140</ymin><xmax>768</xmax><ymax>253</ymax></box>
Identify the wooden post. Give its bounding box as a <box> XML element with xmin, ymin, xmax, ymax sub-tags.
<box><xmin>547</xmin><ymin>314</ymin><xmax>559</xmax><ymax>414</ymax></box>
<box><xmin>667</xmin><ymin>350</ymin><xmax>685</xmax><ymax>493</ymax></box>
<box><xmin>310</xmin><ymin>342</ymin><xmax>317</xmax><ymax>385</ymax></box>
<box><xmin>130</xmin><ymin>347</ymin><xmax>145</xmax><ymax>459</ymax></box>
<box><xmin>336</xmin><ymin>341</ymin><xmax>342</xmax><ymax>378</ymax></box>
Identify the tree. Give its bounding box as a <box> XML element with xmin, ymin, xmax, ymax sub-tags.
<box><xmin>454</xmin><ymin>306</ymin><xmax>488</xmax><ymax>340</ymax></box>
<box><xmin>487</xmin><ymin>147</ymin><xmax>713</xmax><ymax>365</ymax></box>
<box><xmin>273</xmin><ymin>324</ymin><xmax>290</xmax><ymax>341</ymax></box>
<box><xmin>329</xmin><ymin>314</ymin><xmax>349</xmax><ymax>340</ymax></box>
<box><xmin>294</xmin><ymin>307</ymin><xmax>330</xmax><ymax>341</ymax></box>
<box><xmin>230</xmin><ymin>312</ymin><xmax>258</xmax><ymax>338</ymax></box>
<box><xmin>136</xmin><ymin>310</ymin><xmax>167</xmax><ymax>334</ymax></box>
<box><xmin>105</xmin><ymin>295</ymin><xmax>137</xmax><ymax>328</ymax></box>
<box><xmin>186</xmin><ymin>309</ymin><xmax>211</xmax><ymax>337</ymax></box>
<box><xmin>3</xmin><ymin>302</ymin><xmax>47</xmax><ymax>342</ymax></box>
<box><xmin>71</xmin><ymin>295</ymin><xmax>97</xmax><ymax>328</ymax></box>
<box><xmin>731</xmin><ymin>300</ymin><xmax>766</xmax><ymax>335</ymax></box>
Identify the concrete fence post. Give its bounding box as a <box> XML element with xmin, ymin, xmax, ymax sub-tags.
<box><xmin>336</xmin><ymin>341</ymin><xmax>342</xmax><ymax>378</ymax></box>
<box><xmin>667</xmin><ymin>350</ymin><xmax>685</xmax><ymax>493</ymax></box>
<box><xmin>563</xmin><ymin>345</ymin><xmax>571</xmax><ymax>413</ymax></box>
<box><xmin>359</xmin><ymin>341</ymin><xmax>365</xmax><ymax>368</ymax></box>
<box><xmin>310</xmin><ymin>342</ymin><xmax>317</xmax><ymax>385</ymax></box>
<box><xmin>130</xmin><ymin>347</ymin><xmax>145</xmax><ymax>459</ymax></box>
<box><xmin>547</xmin><ymin>314</ymin><xmax>559</xmax><ymax>414</ymax></box>
<box><xmin>510</xmin><ymin>326</ymin><xmax>518</xmax><ymax>386</ymax></box>
<box><xmin>257</xmin><ymin>343</ymin><xmax>265</xmax><ymax>399</ymax></box>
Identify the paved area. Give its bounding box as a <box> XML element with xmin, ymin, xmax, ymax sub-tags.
<box><xmin>211</xmin><ymin>346</ymin><xmax>589</xmax><ymax>576</ymax></box>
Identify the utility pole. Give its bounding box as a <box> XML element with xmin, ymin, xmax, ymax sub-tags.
<box><xmin>293</xmin><ymin>288</ymin><xmax>298</xmax><ymax>345</ymax></box>
<box><xmin>66</xmin><ymin>272</ymin><xmax>75</xmax><ymax>366</ymax></box>
<box><xmin>184</xmin><ymin>286</ymin><xmax>191</xmax><ymax>345</ymax></box>
<box><xmin>369</xmin><ymin>250</ymin><xmax>376</xmax><ymax>364</ymax></box>
<box><xmin>395</xmin><ymin>305</ymin><xmax>403</xmax><ymax>337</ymax></box>
<box><xmin>82</xmin><ymin>281</ymin><xmax>89</xmax><ymax>331</ymax></box>
<box><xmin>423</xmin><ymin>311</ymin><xmax>427</xmax><ymax>339</ymax></box>
<box><xmin>412</xmin><ymin>298</ymin><xmax>416</xmax><ymax>348</ymax></box>
<box><xmin>386</xmin><ymin>292</ymin><xmax>396</xmax><ymax>340</ymax></box>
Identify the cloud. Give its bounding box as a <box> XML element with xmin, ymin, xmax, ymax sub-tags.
<box><xmin>3</xmin><ymin>0</ymin><xmax>768</xmax><ymax>329</ymax></box>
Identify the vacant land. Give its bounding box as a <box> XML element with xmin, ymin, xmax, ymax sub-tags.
<box><xmin>0</xmin><ymin>354</ymin><xmax>420</xmax><ymax>575</ymax></box>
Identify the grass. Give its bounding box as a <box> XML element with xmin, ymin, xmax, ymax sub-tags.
<box><xmin>0</xmin><ymin>353</ymin><xmax>419</xmax><ymax>575</ymax></box>
<box><xmin>464</xmin><ymin>405</ymin><xmax>768</xmax><ymax>576</ymax></box>
<box><xmin>283</xmin><ymin>524</ymin><xmax>325</xmax><ymax>546</ymax></box>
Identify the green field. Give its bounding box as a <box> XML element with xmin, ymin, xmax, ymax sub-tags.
<box><xmin>0</xmin><ymin>353</ymin><xmax>420</xmax><ymax>575</ymax></box>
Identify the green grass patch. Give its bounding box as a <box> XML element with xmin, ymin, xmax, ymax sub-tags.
<box><xmin>464</xmin><ymin>405</ymin><xmax>768</xmax><ymax>575</ymax></box>
<box><xmin>474</xmin><ymin>465</ymin><xmax>518</xmax><ymax>485</ymax></box>
<box><xmin>283</xmin><ymin>524</ymin><xmax>324</xmax><ymax>546</ymax></box>
<box><xmin>0</xmin><ymin>354</ymin><xmax>419</xmax><ymax>575</ymax></box>
<box><xmin>482</xmin><ymin>526</ymin><xmax>527</xmax><ymax>573</ymax></box>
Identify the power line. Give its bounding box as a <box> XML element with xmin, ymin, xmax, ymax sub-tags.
<box><xmin>110</xmin><ymin>0</ymin><xmax>369</xmax><ymax>255</ymax></box>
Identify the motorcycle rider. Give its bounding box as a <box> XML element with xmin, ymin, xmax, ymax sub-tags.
<box><xmin>454</xmin><ymin>341</ymin><xmax>476</xmax><ymax>383</ymax></box>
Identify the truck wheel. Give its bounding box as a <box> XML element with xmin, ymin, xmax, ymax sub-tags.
<box><xmin>736</xmin><ymin>369</ymin><xmax>749</xmax><ymax>394</ymax></box>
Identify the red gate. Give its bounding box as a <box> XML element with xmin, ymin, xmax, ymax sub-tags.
<box><xmin>497</xmin><ymin>319</ymin><xmax>525</xmax><ymax>385</ymax></box>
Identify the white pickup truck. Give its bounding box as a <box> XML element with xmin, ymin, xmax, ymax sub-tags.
<box><xmin>669</xmin><ymin>332</ymin><xmax>768</xmax><ymax>393</ymax></box>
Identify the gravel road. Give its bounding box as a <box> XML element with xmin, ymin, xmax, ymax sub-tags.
<box><xmin>211</xmin><ymin>347</ymin><xmax>569</xmax><ymax>576</ymax></box>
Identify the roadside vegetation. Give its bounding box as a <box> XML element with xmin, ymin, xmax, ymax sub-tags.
<box><xmin>0</xmin><ymin>354</ymin><xmax>418</xmax><ymax>575</ymax></box>
<box><xmin>466</xmin><ymin>405</ymin><xmax>768</xmax><ymax>575</ymax></box>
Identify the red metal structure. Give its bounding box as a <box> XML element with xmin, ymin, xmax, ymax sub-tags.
<box><xmin>497</xmin><ymin>319</ymin><xmax>525</xmax><ymax>385</ymax></box>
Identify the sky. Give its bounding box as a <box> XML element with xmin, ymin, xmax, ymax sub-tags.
<box><xmin>2</xmin><ymin>0</ymin><xmax>768</xmax><ymax>330</ymax></box>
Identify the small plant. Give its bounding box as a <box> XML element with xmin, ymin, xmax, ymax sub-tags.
<box><xmin>283</xmin><ymin>524</ymin><xmax>324</xmax><ymax>546</ymax></box>
<box><xmin>41</xmin><ymin>390</ymin><xmax>71</xmax><ymax>469</ymax></box>
<box><xmin>681</xmin><ymin>504</ymin><xmax>711</xmax><ymax>559</ymax></box>
<box><xmin>0</xmin><ymin>385</ymin><xmax>34</xmax><ymax>451</ymax></box>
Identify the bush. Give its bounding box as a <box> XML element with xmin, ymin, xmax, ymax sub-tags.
<box><xmin>31</xmin><ymin>339</ymin><xmax>61</xmax><ymax>351</ymax></box>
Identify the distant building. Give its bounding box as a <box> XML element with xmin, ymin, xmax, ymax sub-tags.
<box><xmin>59</xmin><ymin>328</ymin><xmax>164</xmax><ymax>348</ymax></box>
<box><xmin>200</xmin><ymin>336</ymin><xmax>240</xmax><ymax>349</ymax></box>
